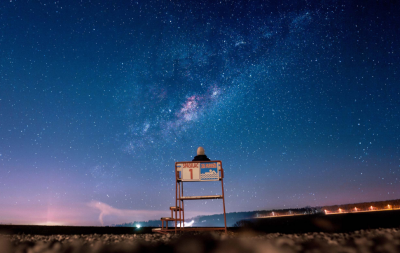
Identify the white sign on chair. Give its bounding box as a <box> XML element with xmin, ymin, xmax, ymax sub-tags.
<box><xmin>177</xmin><ymin>162</ymin><xmax>221</xmax><ymax>181</ymax></box>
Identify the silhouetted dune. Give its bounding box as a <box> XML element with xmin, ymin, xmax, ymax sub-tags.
<box><xmin>243</xmin><ymin>209</ymin><xmax>400</xmax><ymax>233</ymax></box>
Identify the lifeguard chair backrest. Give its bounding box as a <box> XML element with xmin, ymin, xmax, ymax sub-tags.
<box><xmin>176</xmin><ymin>161</ymin><xmax>222</xmax><ymax>182</ymax></box>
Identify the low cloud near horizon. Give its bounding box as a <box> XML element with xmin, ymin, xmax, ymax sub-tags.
<box><xmin>87</xmin><ymin>201</ymin><xmax>168</xmax><ymax>226</ymax></box>
<box><xmin>87</xmin><ymin>201</ymin><xmax>216</xmax><ymax>226</ymax></box>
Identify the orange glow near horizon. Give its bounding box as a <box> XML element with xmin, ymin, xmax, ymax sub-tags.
<box><xmin>33</xmin><ymin>221</ymin><xmax>65</xmax><ymax>226</ymax></box>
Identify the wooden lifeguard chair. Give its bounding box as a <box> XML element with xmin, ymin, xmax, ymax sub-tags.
<box><xmin>153</xmin><ymin>160</ymin><xmax>227</xmax><ymax>234</ymax></box>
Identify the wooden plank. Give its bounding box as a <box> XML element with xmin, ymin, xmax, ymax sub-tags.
<box><xmin>180</xmin><ymin>195</ymin><xmax>223</xmax><ymax>200</ymax></box>
<box><xmin>153</xmin><ymin>227</ymin><xmax>226</xmax><ymax>234</ymax></box>
<box><xmin>170</xmin><ymin>206</ymin><xmax>183</xmax><ymax>210</ymax></box>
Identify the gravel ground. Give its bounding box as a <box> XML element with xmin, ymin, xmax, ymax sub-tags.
<box><xmin>1</xmin><ymin>228</ymin><xmax>400</xmax><ymax>253</ymax></box>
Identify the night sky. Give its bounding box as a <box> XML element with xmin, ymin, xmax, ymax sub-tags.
<box><xmin>1</xmin><ymin>0</ymin><xmax>399</xmax><ymax>226</ymax></box>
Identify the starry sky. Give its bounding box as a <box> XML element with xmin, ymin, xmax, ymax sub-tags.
<box><xmin>1</xmin><ymin>0</ymin><xmax>399</xmax><ymax>226</ymax></box>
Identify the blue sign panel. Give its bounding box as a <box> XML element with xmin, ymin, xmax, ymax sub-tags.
<box><xmin>200</xmin><ymin>162</ymin><xmax>219</xmax><ymax>181</ymax></box>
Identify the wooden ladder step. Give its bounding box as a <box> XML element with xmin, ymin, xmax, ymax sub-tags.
<box><xmin>161</xmin><ymin>217</ymin><xmax>184</xmax><ymax>221</ymax></box>
<box><xmin>170</xmin><ymin>206</ymin><xmax>183</xmax><ymax>211</ymax></box>
<box><xmin>180</xmin><ymin>195</ymin><xmax>223</xmax><ymax>200</ymax></box>
<box><xmin>161</xmin><ymin>217</ymin><xmax>175</xmax><ymax>220</ymax></box>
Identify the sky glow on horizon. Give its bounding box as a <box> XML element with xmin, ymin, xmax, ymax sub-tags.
<box><xmin>0</xmin><ymin>0</ymin><xmax>399</xmax><ymax>226</ymax></box>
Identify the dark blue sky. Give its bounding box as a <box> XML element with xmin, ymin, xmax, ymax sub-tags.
<box><xmin>0</xmin><ymin>0</ymin><xmax>399</xmax><ymax>226</ymax></box>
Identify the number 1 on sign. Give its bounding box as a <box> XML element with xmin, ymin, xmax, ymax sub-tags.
<box><xmin>189</xmin><ymin>169</ymin><xmax>193</xmax><ymax>179</ymax></box>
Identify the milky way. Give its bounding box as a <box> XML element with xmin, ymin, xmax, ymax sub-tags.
<box><xmin>0</xmin><ymin>0</ymin><xmax>399</xmax><ymax>226</ymax></box>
